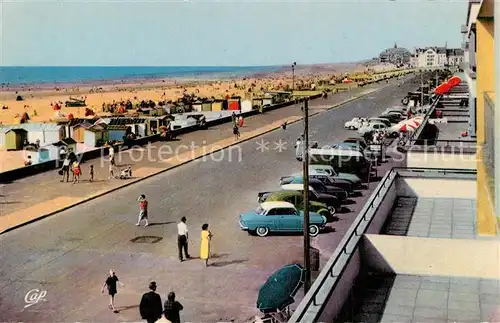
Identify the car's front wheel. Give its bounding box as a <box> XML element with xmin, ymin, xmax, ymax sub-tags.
<box><xmin>256</xmin><ymin>227</ymin><xmax>269</xmax><ymax>237</ymax></box>
<box><xmin>309</xmin><ymin>225</ymin><xmax>320</xmax><ymax>237</ymax></box>
<box><xmin>327</xmin><ymin>206</ymin><xmax>337</xmax><ymax>215</ymax></box>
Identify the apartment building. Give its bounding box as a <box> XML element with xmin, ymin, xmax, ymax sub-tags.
<box><xmin>412</xmin><ymin>47</ymin><xmax>464</xmax><ymax>69</ymax></box>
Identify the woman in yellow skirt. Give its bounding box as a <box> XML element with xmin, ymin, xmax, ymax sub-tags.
<box><xmin>200</xmin><ymin>223</ymin><xmax>212</xmax><ymax>267</ymax></box>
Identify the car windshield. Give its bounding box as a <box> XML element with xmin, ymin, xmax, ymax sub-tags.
<box><xmin>255</xmin><ymin>206</ymin><xmax>265</xmax><ymax>215</ymax></box>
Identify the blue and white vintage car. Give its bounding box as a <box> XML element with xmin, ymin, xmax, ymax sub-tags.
<box><xmin>239</xmin><ymin>201</ymin><xmax>326</xmax><ymax>237</ymax></box>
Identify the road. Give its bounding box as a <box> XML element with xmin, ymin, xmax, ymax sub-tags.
<box><xmin>0</xmin><ymin>77</ymin><xmax>419</xmax><ymax>323</ymax></box>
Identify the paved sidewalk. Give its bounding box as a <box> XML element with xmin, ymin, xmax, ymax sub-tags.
<box><xmin>0</xmin><ymin>83</ymin><xmax>385</xmax><ymax>233</ymax></box>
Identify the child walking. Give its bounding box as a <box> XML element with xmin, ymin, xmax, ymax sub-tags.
<box><xmin>136</xmin><ymin>194</ymin><xmax>149</xmax><ymax>226</ymax></box>
<box><xmin>101</xmin><ymin>269</ymin><xmax>124</xmax><ymax>313</ymax></box>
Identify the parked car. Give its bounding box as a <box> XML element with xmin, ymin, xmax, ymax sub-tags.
<box><xmin>239</xmin><ymin>202</ymin><xmax>326</xmax><ymax>237</ymax></box>
<box><xmin>309</xmin><ymin>164</ymin><xmax>363</xmax><ymax>187</ymax></box>
<box><xmin>280</xmin><ymin>183</ymin><xmax>342</xmax><ymax>214</ymax></box>
<box><xmin>258</xmin><ymin>190</ymin><xmax>336</xmax><ymax>222</ymax></box>
<box><xmin>367</xmin><ymin>117</ymin><xmax>391</xmax><ymax>127</ymax></box>
<box><xmin>332</xmin><ymin>142</ymin><xmax>363</xmax><ymax>152</ymax></box>
<box><xmin>343</xmin><ymin>137</ymin><xmax>368</xmax><ymax>150</ymax></box>
<box><xmin>309</xmin><ymin>147</ymin><xmax>372</xmax><ymax>180</ymax></box>
<box><xmin>358</xmin><ymin>122</ymin><xmax>388</xmax><ymax>135</ymax></box>
<box><xmin>378</xmin><ymin>113</ymin><xmax>402</xmax><ymax>123</ymax></box>
<box><xmin>344</xmin><ymin>117</ymin><xmax>367</xmax><ymax>130</ymax></box>
<box><xmin>383</xmin><ymin>106</ymin><xmax>406</xmax><ymax>114</ymax></box>
<box><xmin>280</xmin><ymin>176</ymin><xmax>350</xmax><ymax>199</ymax></box>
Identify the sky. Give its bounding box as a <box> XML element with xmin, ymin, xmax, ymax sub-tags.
<box><xmin>0</xmin><ymin>0</ymin><xmax>468</xmax><ymax>66</ymax></box>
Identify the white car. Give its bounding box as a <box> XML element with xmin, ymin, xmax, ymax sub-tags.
<box><xmin>344</xmin><ymin>117</ymin><xmax>367</xmax><ymax>130</ymax></box>
<box><xmin>358</xmin><ymin>122</ymin><xmax>388</xmax><ymax>135</ymax></box>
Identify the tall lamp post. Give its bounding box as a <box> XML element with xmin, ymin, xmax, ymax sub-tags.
<box><xmin>292</xmin><ymin>62</ymin><xmax>297</xmax><ymax>91</ymax></box>
<box><xmin>302</xmin><ymin>98</ymin><xmax>311</xmax><ymax>293</ymax></box>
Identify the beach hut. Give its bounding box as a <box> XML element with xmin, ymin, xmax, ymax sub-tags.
<box><xmin>192</xmin><ymin>101</ymin><xmax>203</xmax><ymax>112</ymax></box>
<box><xmin>108</xmin><ymin>117</ymin><xmax>147</xmax><ymax>137</ymax></box>
<box><xmin>202</xmin><ymin>101</ymin><xmax>212</xmax><ymax>112</ymax></box>
<box><xmin>84</xmin><ymin>125</ymin><xmax>108</xmax><ymax>147</ymax></box>
<box><xmin>4</xmin><ymin>129</ymin><xmax>28</xmax><ymax>150</ymax></box>
<box><xmin>148</xmin><ymin>116</ymin><xmax>171</xmax><ymax>135</ymax></box>
<box><xmin>228</xmin><ymin>97</ymin><xmax>241</xmax><ymax>111</ymax></box>
<box><xmin>252</xmin><ymin>98</ymin><xmax>264</xmax><ymax>109</ymax></box>
<box><xmin>18</xmin><ymin>123</ymin><xmax>63</xmax><ymax>146</ymax></box>
<box><xmin>71</xmin><ymin>122</ymin><xmax>93</xmax><ymax>143</ymax></box>
<box><xmin>107</xmin><ymin>125</ymin><xmax>129</xmax><ymax>142</ymax></box>
<box><xmin>52</xmin><ymin>137</ymin><xmax>77</xmax><ymax>157</ymax></box>
<box><xmin>241</xmin><ymin>99</ymin><xmax>253</xmax><ymax>113</ymax></box>
<box><xmin>211</xmin><ymin>100</ymin><xmax>224</xmax><ymax>112</ymax></box>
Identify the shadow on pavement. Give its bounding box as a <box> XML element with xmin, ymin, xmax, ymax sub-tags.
<box><xmin>147</xmin><ymin>221</ymin><xmax>175</xmax><ymax>227</ymax></box>
<box><xmin>210</xmin><ymin>259</ymin><xmax>248</xmax><ymax>267</ymax></box>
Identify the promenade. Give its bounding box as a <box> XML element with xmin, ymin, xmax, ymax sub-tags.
<box><xmin>0</xmin><ymin>77</ymin><xmax>416</xmax><ymax>322</ymax></box>
<box><xmin>0</xmin><ymin>81</ymin><xmax>391</xmax><ymax>233</ymax></box>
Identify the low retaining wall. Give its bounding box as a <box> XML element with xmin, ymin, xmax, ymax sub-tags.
<box><xmin>0</xmin><ymin>95</ymin><xmax>321</xmax><ymax>183</ymax></box>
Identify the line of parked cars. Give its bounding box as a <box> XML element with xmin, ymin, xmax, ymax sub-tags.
<box><xmin>344</xmin><ymin>106</ymin><xmax>410</xmax><ymax>138</ymax></box>
<box><xmin>238</xmin><ymin>102</ymin><xmax>423</xmax><ymax>238</ymax></box>
<box><xmin>239</xmin><ymin>141</ymin><xmax>372</xmax><ymax>238</ymax></box>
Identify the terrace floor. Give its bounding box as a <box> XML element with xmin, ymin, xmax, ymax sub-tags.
<box><xmin>384</xmin><ymin>197</ymin><xmax>478</xmax><ymax>240</ymax></box>
<box><xmin>337</xmin><ymin>272</ymin><xmax>500</xmax><ymax>323</ymax></box>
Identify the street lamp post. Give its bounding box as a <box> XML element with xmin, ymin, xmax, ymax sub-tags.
<box><xmin>292</xmin><ymin>62</ymin><xmax>297</xmax><ymax>92</ymax></box>
<box><xmin>302</xmin><ymin>98</ymin><xmax>311</xmax><ymax>293</ymax></box>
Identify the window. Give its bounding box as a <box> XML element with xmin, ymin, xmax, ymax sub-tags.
<box><xmin>279</xmin><ymin>208</ymin><xmax>298</xmax><ymax>216</ymax></box>
<box><xmin>266</xmin><ymin>208</ymin><xmax>278</xmax><ymax>216</ymax></box>
<box><xmin>255</xmin><ymin>206</ymin><xmax>265</xmax><ymax>215</ymax></box>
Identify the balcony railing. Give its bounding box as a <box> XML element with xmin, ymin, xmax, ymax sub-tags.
<box><xmin>289</xmin><ymin>167</ymin><xmax>477</xmax><ymax>322</ymax></box>
<box><xmin>483</xmin><ymin>92</ymin><xmax>495</xmax><ymax>198</ymax></box>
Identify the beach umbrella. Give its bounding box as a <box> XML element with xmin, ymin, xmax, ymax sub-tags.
<box><xmin>118</xmin><ymin>106</ymin><xmax>125</xmax><ymax>114</ymax></box>
<box><xmin>399</xmin><ymin>123</ymin><xmax>417</xmax><ymax>133</ymax></box>
<box><xmin>67</xmin><ymin>113</ymin><xmax>74</xmax><ymax>120</ymax></box>
<box><xmin>448</xmin><ymin>76</ymin><xmax>461</xmax><ymax>87</ymax></box>
<box><xmin>434</xmin><ymin>82</ymin><xmax>451</xmax><ymax>95</ymax></box>
<box><xmin>257</xmin><ymin>264</ymin><xmax>304</xmax><ymax>313</ymax></box>
<box><xmin>53</xmin><ymin>103</ymin><xmax>61</xmax><ymax>111</ymax></box>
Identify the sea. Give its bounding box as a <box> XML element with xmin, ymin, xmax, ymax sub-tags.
<box><xmin>0</xmin><ymin>66</ymin><xmax>283</xmax><ymax>87</ymax></box>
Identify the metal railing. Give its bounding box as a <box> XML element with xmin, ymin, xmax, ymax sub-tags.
<box><xmin>289</xmin><ymin>167</ymin><xmax>477</xmax><ymax>322</ymax></box>
<box><xmin>406</xmin><ymin>95</ymin><xmax>442</xmax><ymax>144</ymax></box>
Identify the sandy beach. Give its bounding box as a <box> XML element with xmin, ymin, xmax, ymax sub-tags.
<box><xmin>0</xmin><ymin>62</ymin><xmax>387</xmax><ymax>125</ymax></box>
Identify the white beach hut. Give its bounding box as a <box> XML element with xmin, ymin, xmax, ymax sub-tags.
<box><xmin>240</xmin><ymin>99</ymin><xmax>253</xmax><ymax>113</ymax></box>
<box><xmin>18</xmin><ymin>123</ymin><xmax>63</xmax><ymax>146</ymax></box>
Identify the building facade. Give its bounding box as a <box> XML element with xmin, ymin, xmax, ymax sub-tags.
<box><xmin>379</xmin><ymin>43</ymin><xmax>412</xmax><ymax>65</ymax></box>
<box><xmin>412</xmin><ymin>46</ymin><xmax>464</xmax><ymax>68</ymax></box>
<box><xmin>473</xmin><ymin>0</ymin><xmax>499</xmax><ymax>233</ymax></box>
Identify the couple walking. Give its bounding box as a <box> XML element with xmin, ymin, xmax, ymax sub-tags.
<box><xmin>139</xmin><ymin>282</ymin><xmax>184</xmax><ymax>323</ymax></box>
<box><xmin>177</xmin><ymin>217</ymin><xmax>213</xmax><ymax>266</ymax></box>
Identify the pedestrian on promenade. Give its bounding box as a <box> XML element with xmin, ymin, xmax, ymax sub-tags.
<box><xmin>72</xmin><ymin>161</ymin><xmax>81</xmax><ymax>184</ymax></box>
<box><xmin>136</xmin><ymin>194</ymin><xmax>149</xmax><ymax>226</ymax></box>
<box><xmin>177</xmin><ymin>217</ymin><xmax>190</xmax><ymax>262</ymax></box>
<box><xmin>233</xmin><ymin>124</ymin><xmax>240</xmax><ymax>140</ymax></box>
<box><xmin>231</xmin><ymin>112</ymin><xmax>237</xmax><ymax>125</ymax></box>
<box><xmin>109</xmin><ymin>162</ymin><xmax>115</xmax><ymax>180</ymax></box>
<box><xmin>109</xmin><ymin>144</ymin><xmax>116</xmax><ymax>166</ymax></box>
<box><xmin>101</xmin><ymin>269</ymin><xmax>124</xmax><ymax>313</ymax></box>
<box><xmin>238</xmin><ymin>115</ymin><xmax>244</xmax><ymax>128</ymax></box>
<box><xmin>200</xmin><ymin>223</ymin><xmax>212</xmax><ymax>267</ymax></box>
<box><xmin>164</xmin><ymin>292</ymin><xmax>183</xmax><ymax>323</ymax></box>
<box><xmin>61</xmin><ymin>157</ymin><xmax>71</xmax><ymax>182</ymax></box>
<box><xmin>89</xmin><ymin>165</ymin><xmax>94</xmax><ymax>182</ymax></box>
<box><xmin>139</xmin><ymin>281</ymin><xmax>163</xmax><ymax>323</ymax></box>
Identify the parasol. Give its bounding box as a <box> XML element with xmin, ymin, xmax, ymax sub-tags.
<box><xmin>257</xmin><ymin>264</ymin><xmax>304</xmax><ymax>313</ymax></box>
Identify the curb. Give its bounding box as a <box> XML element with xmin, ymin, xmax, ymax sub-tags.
<box><xmin>0</xmin><ymin>82</ymin><xmax>397</xmax><ymax>234</ymax></box>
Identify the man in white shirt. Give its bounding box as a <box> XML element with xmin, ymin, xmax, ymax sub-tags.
<box><xmin>177</xmin><ymin>217</ymin><xmax>190</xmax><ymax>262</ymax></box>
<box><xmin>109</xmin><ymin>145</ymin><xmax>115</xmax><ymax>166</ymax></box>
<box><xmin>61</xmin><ymin>157</ymin><xmax>71</xmax><ymax>182</ymax></box>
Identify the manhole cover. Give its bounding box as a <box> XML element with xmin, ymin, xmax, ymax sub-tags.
<box><xmin>130</xmin><ymin>236</ymin><xmax>163</xmax><ymax>244</ymax></box>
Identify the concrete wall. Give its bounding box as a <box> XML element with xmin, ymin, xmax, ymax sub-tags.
<box><xmin>366</xmin><ymin>181</ymin><xmax>397</xmax><ymax>234</ymax></box>
<box><xmin>362</xmin><ymin>234</ymin><xmax>500</xmax><ymax>279</ymax></box>
<box><xmin>396</xmin><ymin>178</ymin><xmax>477</xmax><ymax>199</ymax></box>
<box><xmin>317</xmin><ymin>249</ymin><xmax>361</xmax><ymax>323</ymax></box>
<box><xmin>406</xmin><ymin>151</ymin><xmax>477</xmax><ymax>169</ymax></box>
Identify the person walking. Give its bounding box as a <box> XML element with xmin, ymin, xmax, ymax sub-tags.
<box><xmin>164</xmin><ymin>292</ymin><xmax>183</xmax><ymax>323</ymax></box>
<box><xmin>139</xmin><ymin>282</ymin><xmax>163</xmax><ymax>323</ymax></box>
<box><xmin>109</xmin><ymin>162</ymin><xmax>115</xmax><ymax>180</ymax></box>
<box><xmin>109</xmin><ymin>144</ymin><xmax>115</xmax><ymax>166</ymax></box>
<box><xmin>72</xmin><ymin>161</ymin><xmax>81</xmax><ymax>184</ymax></box>
<box><xmin>200</xmin><ymin>223</ymin><xmax>212</xmax><ymax>267</ymax></box>
<box><xmin>61</xmin><ymin>157</ymin><xmax>71</xmax><ymax>182</ymax></box>
<box><xmin>89</xmin><ymin>165</ymin><xmax>94</xmax><ymax>182</ymax></box>
<box><xmin>177</xmin><ymin>217</ymin><xmax>190</xmax><ymax>262</ymax></box>
<box><xmin>101</xmin><ymin>269</ymin><xmax>124</xmax><ymax>313</ymax></box>
<box><xmin>136</xmin><ymin>194</ymin><xmax>149</xmax><ymax>226</ymax></box>
<box><xmin>233</xmin><ymin>124</ymin><xmax>240</xmax><ymax>140</ymax></box>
